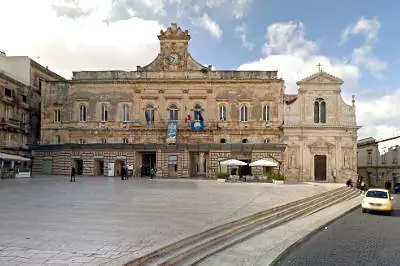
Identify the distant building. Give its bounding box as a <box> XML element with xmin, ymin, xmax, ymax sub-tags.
<box><xmin>0</xmin><ymin>51</ymin><xmax>64</xmax><ymax>162</ymax></box>
<box><xmin>357</xmin><ymin>134</ymin><xmax>400</xmax><ymax>187</ymax></box>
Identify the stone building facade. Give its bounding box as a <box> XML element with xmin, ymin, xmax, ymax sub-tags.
<box><xmin>357</xmin><ymin>135</ymin><xmax>400</xmax><ymax>187</ymax></box>
<box><xmin>283</xmin><ymin>72</ymin><xmax>359</xmax><ymax>183</ymax></box>
<box><xmin>31</xmin><ymin>23</ymin><xmax>358</xmax><ymax>181</ymax></box>
<box><xmin>0</xmin><ymin>51</ymin><xmax>64</xmax><ymax>161</ymax></box>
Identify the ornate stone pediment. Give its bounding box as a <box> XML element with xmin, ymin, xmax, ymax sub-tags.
<box><xmin>308</xmin><ymin>138</ymin><xmax>335</xmax><ymax>153</ymax></box>
<box><xmin>296</xmin><ymin>71</ymin><xmax>343</xmax><ymax>85</ymax></box>
<box><xmin>138</xmin><ymin>23</ymin><xmax>207</xmax><ymax>72</ymax></box>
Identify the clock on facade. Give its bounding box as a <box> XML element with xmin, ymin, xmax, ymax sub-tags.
<box><xmin>168</xmin><ymin>53</ymin><xmax>180</xmax><ymax>65</ymax></box>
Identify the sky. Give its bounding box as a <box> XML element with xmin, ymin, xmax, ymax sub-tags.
<box><xmin>0</xmin><ymin>0</ymin><xmax>399</xmax><ymax>140</ymax></box>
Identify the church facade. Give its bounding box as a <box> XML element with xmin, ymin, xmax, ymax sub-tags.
<box><xmin>31</xmin><ymin>23</ymin><xmax>358</xmax><ymax>182</ymax></box>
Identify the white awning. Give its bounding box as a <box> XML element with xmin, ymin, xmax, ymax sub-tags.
<box><xmin>0</xmin><ymin>152</ymin><xmax>31</xmax><ymax>161</ymax></box>
<box><xmin>249</xmin><ymin>159</ymin><xmax>278</xmax><ymax>167</ymax></box>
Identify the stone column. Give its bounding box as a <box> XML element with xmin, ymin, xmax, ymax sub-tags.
<box><xmin>198</xmin><ymin>152</ymin><xmax>205</xmax><ymax>174</ymax></box>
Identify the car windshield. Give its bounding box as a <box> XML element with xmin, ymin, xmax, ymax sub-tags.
<box><xmin>366</xmin><ymin>191</ymin><xmax>388</xmax><ymax>199</ymax></box>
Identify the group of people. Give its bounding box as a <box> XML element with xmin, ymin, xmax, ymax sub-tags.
<box><xmin>70</xmin><ymin>164</ymin><xmax>158</xmax><ymax>182</ymax></box>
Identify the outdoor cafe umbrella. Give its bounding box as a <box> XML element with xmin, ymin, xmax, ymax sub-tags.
<box><xmin>220</xmin><ymin>159</ymin><xmax>248</xmax><ymax>166</ymax></box>
<box><xmin>249</xmin><ymin>159</ymin><xmax>278</xmax><ymax>167</ymax></box>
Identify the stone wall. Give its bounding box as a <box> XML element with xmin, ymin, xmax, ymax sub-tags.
<box><xmin>251</xmin><ymin>151</ymin><xmax>282</xmax><ymax>177</ymax></box>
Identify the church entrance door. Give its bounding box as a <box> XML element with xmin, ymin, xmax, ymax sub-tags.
<box><xmin>314</xmin><ymin>155</ymin><xmax>327</xmax><ymax>181</ymax></box>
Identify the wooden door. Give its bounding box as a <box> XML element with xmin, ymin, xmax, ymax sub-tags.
<box><xmin>314</xmin><ymin>155</ymin><xmax>327</xmax><ymax>181</ymax></box>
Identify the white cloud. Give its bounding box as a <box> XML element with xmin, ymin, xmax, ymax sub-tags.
<box><xmin>235</xmin><ymin>23</ymin><xmax>255</xmax><ymax>50</ymax></box>
<box><xmin>356</xmin><ymin>90</ymin><xmax>400</xmax><ymax>139</ymax></box>
<box><xmin>233</xmin><ymin>0</ymin><xmax>252</xmax><ymax>19</ymax></box>
<box><xmin>340</xmin><ymin>17</ymin><xmax>386</xmax><ymax>77</ymax></box>
<box><xmin>238</xmin><ymin>21</ymin><xmax>360</xmax><ymax>93</ymax></box>
<box><xmin>352</xmin><ymin>45</ymin><xmax>386</xmax><ymax>75</ymax></box>
<box><xmin>205</xmin><ymin>0</ymin><xmax>252</xmax><ymax>19</ymax></box>
<box><xmin>262</xmin><ymin>21</ymin><xmax>318</xmax><ymax>58</ymax></box>
<box><xmin>341</xmin><ymin>17</ymin><xmax>381</xmax><ymax>44</ymax></box>
<box><xmin>198</xmin><ymin>13</ymin><xmax>223</xmax><ymax>39</ymax></box>
<box><xmin>0</xmin><ymin>0</ymin><xmax>165</xmax><ymax>79</ymax></box>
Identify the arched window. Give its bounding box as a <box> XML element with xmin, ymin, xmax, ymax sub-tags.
<box><xmin>242</xmin><ymin>138</ymin><xmax>248</xmax><ymax>143</ymax></box>
<box><xmin>194</xmin><ymin>104</ymin><xmax>202</xmax><ymax>121</ymax></box>
<box><xmin>320</xmin><ymin>101</ymin><xmax>326</xmax><ymax>123</ymax></box>
<box><xmin>240</xmin><ymin>106</ymin><xmax>248</xmax><ymax>122</ymax></box>
<box><xmin>220</xmin><ymin>138</ymin><xmax>227</xmax><ymax>143</ymax></box>
<box><xmin>145</xmin><ymin>104</ymin><xmax>154</xmax><ymax>123</ymax></box>
<box><xmin>263</xmin><ymin>105</ymin><xmax>270</xmax><ymax>121</ymax></box>
<box><xmin>314</xmin><ymin>99</ymin><xmax>326</xmax><ymax>124</ymax></box>
<box><xmin>54</xmin><ymin>135</ymin><xmax>60</xmax><ymax>144</ymax></box>
<box><xmin>101</xmin><ymin>104</ymin><xmax>108</xmax><ymax>122</ymax></box>
<box><xmin>314</xmin><ymin>101</ymin><xmax>319</xmax><ymax>123</ymax></box>
<box><xmin>169</xmin><ymin>104</ymin><xmax>178</xmax><ymax>121</ymax></box>
<box><xmin>79</xmin><ymin>105</ymin><xmax>87</xmax><ymax>122</ymax></box>
<box><xmin>264</xmin><ymin>139</ymin><xmax>271</xmax><ymax>143</ymax></box>
<box><xmin>122</xmin><ymin>104</ymin><xmax>129</xmax><ymax>122</ymax></box>
<box><xmin>219</xmin><ymin>105</ymin><xmax>227</xmax><ymax>121</ymax></box>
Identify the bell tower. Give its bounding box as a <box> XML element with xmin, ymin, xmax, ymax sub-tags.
<box><xmin>138</xmin><ymin>23</ymin><xmax>206</xmax><ymax>72</ymax></box>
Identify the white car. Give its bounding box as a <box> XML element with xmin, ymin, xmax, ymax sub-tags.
<box><xmin>362</xmin><ymin>188</ymin><xmax>394</xmax><ymax>215</ymax></box>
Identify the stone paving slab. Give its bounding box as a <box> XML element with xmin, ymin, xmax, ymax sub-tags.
<box><xmin>0</xmin><ymin>176</ymin><xmax>342</xmax><ymax>265</ymax></box>
<box><xmin>199</xmin><ymin>190</ymin><xmax>363</xmax><ymax>266</ymax></box>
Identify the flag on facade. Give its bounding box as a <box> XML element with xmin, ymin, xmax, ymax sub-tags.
<box><xmin>265</xmin><ymin>120</ymin><xmax>270</xmax><ymax>127</ymax></box>
<box><xmin>132</xmin><ymin>121</ymin><xmax>141</xmax><ymax>127</ymax></box>
<box><xmin>145</xmin><ymin>109</ymin><xmax>150</xmax><ymax>126</ymax></box>
<box><xmin>100</xmin><ymin>121</ymin><xmax>106</xmax><ymax>128</ymax></box>
<box><xmin>198</xmin><ymin>110</ymin><xmax>204</xmax><ymax>121</ymax></box>
<box><xmin>243</xmin><ymin>121</ymin><xmax>248</xmax><ymax>129</ymax></box>
<box><xmin>122</xmin><ymin>121</ymin><xmax>128</xmax><ymax>128</ymax></box>
<box><xmin>184</xmin><ymin>105</ymin><xmax>191</xmax><ymax>123</ymax></box>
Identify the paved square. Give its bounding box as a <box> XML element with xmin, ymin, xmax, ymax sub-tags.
<box><xmin>0</xmin><ymin>176</ymin><xmax>341</xmax><ymax>265</ymax></box>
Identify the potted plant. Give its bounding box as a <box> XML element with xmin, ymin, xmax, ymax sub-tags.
<box><xmin>268</xmin><ymin>172</ymin><xmax>285</xmax><ymax>184</ymax></box>
<box><xmin>216</xmin><ymin>172</ymin><xmax>229</xmax><ymax>182</ymax></box>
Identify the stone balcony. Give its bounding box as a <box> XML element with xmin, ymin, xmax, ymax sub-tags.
<box><xmin>0</xmin><ymin>118</ymin><xmax>21</xmax><ymax>130</ymax></box>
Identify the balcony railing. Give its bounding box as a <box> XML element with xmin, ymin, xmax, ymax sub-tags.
<box><xmin>0</xmin><ymin>118</ymin><xmax>21</xmax><ymax>129</ymax></box>
<box><xmin>43</xmin><ymin>120</ymin><xmax>279</xmax><ymax>131</ymax></box>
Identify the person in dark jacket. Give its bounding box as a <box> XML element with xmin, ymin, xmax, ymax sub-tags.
<box><xmin>121</xmin><ymin>166</ymin><xmax>125</xmax><ymax>180</ymax></box>
<box><xmin>71</xmin><ymin>167</ymin><xmax>76</xmax><ymax>182</ymax></box>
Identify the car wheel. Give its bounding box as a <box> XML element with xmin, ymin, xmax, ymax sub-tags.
<box><xmin>362</xmin><ymin>208</ymin><xmax>367</xmax><ymax>213</ymax></box>
<box><xmin>388</xmin><ymin>211</ymin><xmax>393</xmax><ymax>216</ymax></box>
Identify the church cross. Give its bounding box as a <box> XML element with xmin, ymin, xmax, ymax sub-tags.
<box><xmin>317</xmin><ymin>62</ymin><xmax>322</xmax><ymax>72</ymax></box>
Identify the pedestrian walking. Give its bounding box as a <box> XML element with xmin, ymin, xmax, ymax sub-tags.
<box><xmin>360</xmin><ymin>180</ymin><xmax>366</xmax><ymax>193</ymax></box>
<box><xmin>121</xmin><ymin>166</ymin><xmax>126</xmax><ymax>180</ymax></box>
<box><xmin>346</xmin><ymin>178</ymin><xmax>353</xmax><ymax>188</ymax></box>
<box><xmin>150</xmin><ymin>167</ymin><xmax>154</xmax><ymax>179</ymax></box>
<box><xmin>70</xmin><ymin>167</ymin><xmax>76</xmax><ymax>182</ymax></box>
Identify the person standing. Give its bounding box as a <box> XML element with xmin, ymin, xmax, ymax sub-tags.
<box><xmin>150</xmin><ymin>167</ymin><xmax>154</xmax><ymax>179</ymax></box>
<box><xmin>121</xmin><ymin>166</ymin><xmax>125</xmax><ymax>180</ymax></box>
<box><xmin>71</xmin><ymin>167</ymin><xmax>76</xmax><ymax>182</ymax></box>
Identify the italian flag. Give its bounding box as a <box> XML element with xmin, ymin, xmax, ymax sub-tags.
<box><xmin>100</xmin><ymin>122</ymin><xmax>106</xmax><ymax>128</ymax></box>
<box><xmin>243</xmin><ymin>121</ymin><xmax>249</xmax><ymax>129</ymax></box>
<box><xmin>184</xmin><ymin>105</ymin><xmax>191</xmax><ymax>123</ymax></box>
<box><xmin>265</xmin><ymin>120</ymin><xmax>270</xmax><ymax>127</ymax></box>
<box><xmin>122</xmin><ymin>121</ymin><xmax>128</xmax><ymax>128</ymax></box>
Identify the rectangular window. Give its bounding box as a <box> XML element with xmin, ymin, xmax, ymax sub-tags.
<box><xmin>5</xmin><ymin>106</ymin><xmax>11</xmax><ymax>119</ymax></box>
<box><xmin>168</xmin><ymin>155</ymin><xmax>177</xmax><ymax>165</ymax></box>
<box><xmin>382</xmin><ymin>152</ymin><xmax>387</xmax><ymax>164</ymax></box>
<box><xmin>53</xmin><ymin>109</ymin><xmax>61</xmax><ymax>122</ymax></box>
<box><xmin>393</xmin><ymin>147</ymin><xmax>398</xmax><ymax>164</ymax></box>
<box><xmin>4</xmin><ymin>88</ymin><xmax>12</xmax><ymax>97</ymax></box>
<box><xmin>367</xmin><ymin>150</ymin><xmax>372</xmax><ymax>165</ymax></box>
<box><xmin>53</xmin><ymin>135</ymin><xmax>60</xmax><ymax>144</ymax></box>
<box><xmin>20</xmin><ymin>112</ymin><xmax>26</xmax><ymax>123</ymax></box>
<box><xmin>123</xmin><ymin>138</ymin><xmax>129</xmax><ymax>144</ymax></box>
<box><xmin>22</xmin><ymin>95</ymin><xmax>27</xmax><ymax>103</ymax></box>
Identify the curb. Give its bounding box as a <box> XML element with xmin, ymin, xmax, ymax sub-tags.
<box><xmin>270</xmin><ymin>200</ymin><xmax>361</xmax><ymax>266</ymax></box>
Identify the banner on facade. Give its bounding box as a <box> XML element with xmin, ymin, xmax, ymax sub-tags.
<box><xmin>132</xmin><ymin>121</ymin><xmax>141</xmax><ymax>127</ymax></box>
<box><xmin>190</xmin><ymin>120</ymin><xmax>204</xmax><ymax>131</ymax></box>
<box><xmin>166</xmin><ymin>121</ymin><xmax>178</xmax><ymax>144</ymax></box>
